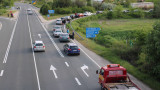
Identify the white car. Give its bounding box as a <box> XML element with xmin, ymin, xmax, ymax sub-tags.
<box><xmin>56</xmin><ymin>19</ymin><xmax>62</xmax><ymax>25</ymax></box>
<box><xmin>27</xmin><ymin>8</ymin><xmax>32</xmax><ymax>11</ymax></box>
<box><xmin>65</xmin><ymin>16</ymin><xmax>71</xmax><ymax>21</ymax></box>
<box><xmin>83</xmin><ymin>12</ymin><xmax>92</xmax><ymax>16</ymax></box>
<box><xmin>33</xmin><ymin>41</ymin><xmax>45</xmax><ymax>52</ymax></box>
<box><xmin>53</xmin><ymin>29</ymin><xmax>63</xmax><ymax>37</ymax></box>
<box><xmin>53</xmin><ymin>25</ymin><xmax>62</xmax><ymax>32</ymax></box>
<box><xmin>28</xmin><ymin>10</ymin><xmax>33</xmax><ymax>15</ymax></box>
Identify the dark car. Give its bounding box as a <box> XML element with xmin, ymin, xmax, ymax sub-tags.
<box><xmin>63</xmin><ymin>43</ymin><xmax>80</xmax><ymax>55</ymax></box>
<box><xmin>96</xmin><ymin>11</ymin><xmax>103</xmax><ymax>14</ymax></box>
<box><xmin>70</xmin><ymin>14</ymin><xmax>75</xmax><ymax>19</ymax></box>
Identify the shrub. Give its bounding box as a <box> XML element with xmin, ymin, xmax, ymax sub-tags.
<box><xmin>72</xmin><ymin>7</ymin><xmax>83</xmax><ymax>13</ymax></box>
<box><xmin>40</xmin><ymin>4</ymin><xmax>51</xmax><ymax>15</ymax></box>
<box><xmin>81</xmin><ymin>6</ymin><xmax>95</xmax><ymax>12</ymax></box>
<box><xmin>55</xmin><ymin>7</ymin><xmax>72</xmax><ymax>14</ymax></box>
<box><xmin>0</xmin><ymin>9</ymin><xmax>6</xmax><ymax>15</ymax></box>
<box><xmin>106</xmin><ymin>11</ymin><xmax>115</xmax><ymax>19</ymax></box>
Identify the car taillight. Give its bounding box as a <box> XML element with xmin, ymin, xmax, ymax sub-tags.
<box><xmin>78</xmin><ymin>49</ymin><xmax>80</xmax><ymax>50</ymax></box>
<box><xmin>68</xmin><ymin>37</ymin><xmax>70</xmax><ymax>39</ymax></box>
<box><xmin>68</xmin><ymin>49</ymin><xmax>71</xmax><ymax>51</ymax></box>
<box><xmin>43</xmin><ymin>46</ymin><xmax>45</xmax><ymax>48</ymax></box>
<box><xmin>34</xmin><ymin>46</ymin><xmax>36</xmax><ymax>48</ymax></box>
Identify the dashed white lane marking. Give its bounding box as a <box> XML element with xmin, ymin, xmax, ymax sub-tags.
<box><xmin>0</xmin><ymin>70</ymin><xmax>4</xmax><ymax>76</ymax></box>
<box><xmin>71</xmin><ymin>40</ymin><xmax>101</xmax><ymax>68</ymax></box>
<box><xmin>75</xmin><ymin>77</ymin><xmax>81</xmax><ymax>85</ymax></box>
<box><xmin>0</xmin><ymin>22</ymin><xmax>2</xmax><ymax>31</ymax></box>
<box><xmin>27</xmin><ymin>9</ymin><xmax>41</xmax><ymax>90</ymax></box>
<box><xmin>38</xmin><ymin>34</ymin><xmax>41</xmax><ymax>38</ymax></box>
<box><xmin>65</xmin><ymin>62</ymin><xmax>69</xmax><ymax>67</ymax></box>
<box><xmin>3</xmin><ymin>10</ymin><xmax>20</xmax><ymax>63</ymax></box>
<box><xmin>32</xmin><ymin>9</ymin><xmax>64</xmax><ymax>58</ymax></box>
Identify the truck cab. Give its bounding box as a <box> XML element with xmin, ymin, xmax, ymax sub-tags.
<box><xmin>96</xmin><ymin>64</ymin><xmax>140</xmax><ymax>90</ymax></box>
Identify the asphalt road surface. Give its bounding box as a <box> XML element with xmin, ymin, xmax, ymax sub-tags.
<box><xmin>0</xmin><ymin>3</ymin><xmax>151</xmax><ymax>90</ymax></box>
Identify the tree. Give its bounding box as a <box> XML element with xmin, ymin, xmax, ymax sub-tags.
<box><xmin>86</xmin><ymin>0</ymin><xmax>91</xmax><ymax>6</ymax></box>
<box><xmin>56</xmin><ymin>0</ymin><xmax>72</xmax><ymax>8</ymax></box>
<box><xmin>40</xmin><ymin>4</ymin><xmax>51</xmax><ymax>15</ymax></box>
<box><xmin>153</xmin><ymin>2</ymin><xmax>160</xmax><ymax>18</ymax></box>
<box><xmin>75</xmin><ymin>0</ymin><xmax>87</xmax><ymax>7</ymax></box>
<box><xmin>145</xmin><ymin>21</ymin><xmax>160</xmax><ymax>79</ymax></box>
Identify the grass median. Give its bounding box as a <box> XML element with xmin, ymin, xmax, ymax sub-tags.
<box><xmin>68</xmin><ymin>18</ymin><xmax>160</xmax><ymax>90</ymax></box>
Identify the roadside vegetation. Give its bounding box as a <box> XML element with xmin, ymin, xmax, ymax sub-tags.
<box><xmin>34</xmin><ymin>0</ymin><xmax>160</xmax><ymax>89</ymax></box>
<box><xmin>69</xmin><ymin>14</ymin><xmax>160</xmax><ymax>90</ymax></box>
<box><xmin>0</xmin><ymin>0</ymin><xmax>14</xmax><ymax>15</ymax></box>
<box><xmin>66</xmin><ymin>1</ymin><xmax>160</xmax><ymax>90</ymax></box>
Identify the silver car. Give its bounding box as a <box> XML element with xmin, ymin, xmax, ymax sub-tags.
<box><xmin>59</xmin><ymin>33</ymin><xmax>70</xmax><ymax>42</ymax></box>
<box><xmin>28</xmin><ymin>10</ymin><xmax>33</xmax><ymax>15</ymax></box>
<box><xmin>53</xmin><ymin>29</ymin><xmax>63</xmax><ymax>37</ymax></box>
<box><xmin>53</xmin><ymin>25</ymin><xmax>62</xmax><ymax>32</ymax></box>
<box><xmin>56</xmin><ymin>19</ymin><xmax>62</xmax><ymax>25</ymax></box>
<box><xmin>33</xmin><ymin>41</ymin><xmax>45</xmax><ymax>52</ymax></box>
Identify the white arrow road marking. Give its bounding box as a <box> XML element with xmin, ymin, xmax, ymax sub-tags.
<box><xmin>32</xmin><ymin>9</ymin><xmax>64</xmax><ymax>58</ymax></box>
<box><xmin>38</xmin><ymin>34</ymin><xmax>41</xmax><ymax>38</ymax></box>
<box><xmin>50</xmin><ymin>65</ymin><xmax>58</xmax><ymax>79</ymax></box>
<box><xmin>71</xmin><ymin>40</ymin><xmax>101</xmax><ymax>68</ymax></box>
<box><xmin>81</xmin><ymin>64</ymin><xmax>89</xmax><ymax>77</ymax></box>
<box><xmin>0</xmin><ymin>70</ymin><xmax>4</xmax><ymax>76</ymax></box>
<box><xmin>75</xmin><ymin>77</ymin><xmax>81</xmax><ymax>85</ymax></box>
<box><xmin>65</xmin><ymin>62</ymin><xmax>69</xmax><ymax>67</ymax></box>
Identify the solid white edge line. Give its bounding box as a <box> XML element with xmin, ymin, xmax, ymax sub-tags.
<box><xmin>71</xmin><ymin>40</ymin><xmax>101</xmax><ymax>68</ymax></box>
<box><xmin>0</xmin><ymin>70</ymin><xmax>4</xmax><ymax>76</ymax></box>
<box><xmin>26</xmin><ymin>10</ymin><xmax>41</xmax><ymax>90</ymax></box>
<box><xmin>65</xmin><ymin>62</ymin><xmax>69</xmax><ymax>67</ymax></box>
<box><xmin>32</xmin><ymin>9</ymin><xmax>64</xmax><ymax>58</ymax></box>
<box><xmin>75</xmin><ymin>77</ymin><xmax>81</xmax><ymax>85</ymax></box>
<box><xmin>3</xmin><ymin>9</ymin><xmax>20</xmax><ymax>63</ymax></box>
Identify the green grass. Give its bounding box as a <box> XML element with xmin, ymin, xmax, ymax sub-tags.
<box><xmin>0</xmin><ymin>10</ymin><xmax>17</xmax><ymax>17</ymax></box>
<box><xmin>42</xmin><ymin>14</ymin><xmax>72</xmax><ymax>20</ymax></box>
<box><xmin>69</xmin><ymin>18</ymin><xmax>160</xmax><ymax>90</ymax></box>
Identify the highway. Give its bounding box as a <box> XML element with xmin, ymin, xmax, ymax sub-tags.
<box><xmin>0</xmin><ymin>3</ymin><xmax>151</xmax><ymax>90</ymax></box>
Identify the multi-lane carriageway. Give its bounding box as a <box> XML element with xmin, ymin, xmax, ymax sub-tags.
<box><xmin>0</xmin><ymin>3</ymin><xmax>151</xmax><ymax>90</ymax></box>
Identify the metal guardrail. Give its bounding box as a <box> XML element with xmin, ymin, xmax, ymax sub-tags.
<box><xmin>69</xmin><ymin>19</ymin><xmax>84</xmax><ymax>40</ymax></box>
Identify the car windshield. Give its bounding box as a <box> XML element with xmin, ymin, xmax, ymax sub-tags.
<box><xmin>35</xmin><ymin>43</ymin><xmax>43</xmax><ymax>46</ymax></box>
<box><xmin>54</xmin><ymin>27</ymin><xmax>61</xmax><ymax>29</ymax></box>
<box><xmin>70</xmin><ymin>46</ymin><xmax>78</xmax><ymax>49</ymax></box>
<box><xmin>61</xmin><ymin>34</ymin><xmax>68</xmax><ymax>36</ymax></box>
<box><xmin>56</xmin><ymin>31</ymin><xmax>61</xmax><ymax>32</ymax></box>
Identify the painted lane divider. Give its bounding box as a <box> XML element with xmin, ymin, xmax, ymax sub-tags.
<box><xmin>75</xmin><ymin>77</ymin><xmax>81</xmax><ymax>85</ymax></box>
<box><xmin>38</xmin><ymin>34</ymin><xmax>41</xmax><ymax>38</ymax></box>
<box><xmin>27</xmin><ymin>9</ymin><xmax>41</xmax><ymax>90</ymax></box>
<box><xmin>81</xmin><ymin>64</ymin><xmax>89</xmax><ymax>77</ymax></box>
<box><xmin>3</xmin><ymin>8</ymin><xmax>20</xmax><ymax>63</ymax></box>
<box><xmin>65</xmin><ymin>62</ymin><xmax>69</xmax><ymax>67</ymax></box>
<box><xmin>0</xmin><ymin>70</ymin><xmax>4</xmax><ymax>76</ymax></box>
<box><xmin>32</xmin><ymin>8</ymin><xmax>64</xmax><ymax>58</ymax></box>
<box><xmin>50</xmin><ymin>65</ymin><xmax>58</xmax><ymax>79</ymax></box>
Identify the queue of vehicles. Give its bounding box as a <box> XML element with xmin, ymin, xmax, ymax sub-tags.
<box><xmin>30</xmin><ymin>9</ymin><xmax>141</xmax><ymax>90</ymax></box>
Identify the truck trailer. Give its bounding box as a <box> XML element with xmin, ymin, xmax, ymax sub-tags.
<box><xmin>96</xmin><ymin>64</ymin><xmax>141</xmax><ymax>90</ymax></box>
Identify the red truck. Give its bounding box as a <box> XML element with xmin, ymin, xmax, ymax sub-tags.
<box><xmin>96</xmin><ymin>64</ymin><xmax>141</xmax><ymax>90</ymax></box>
